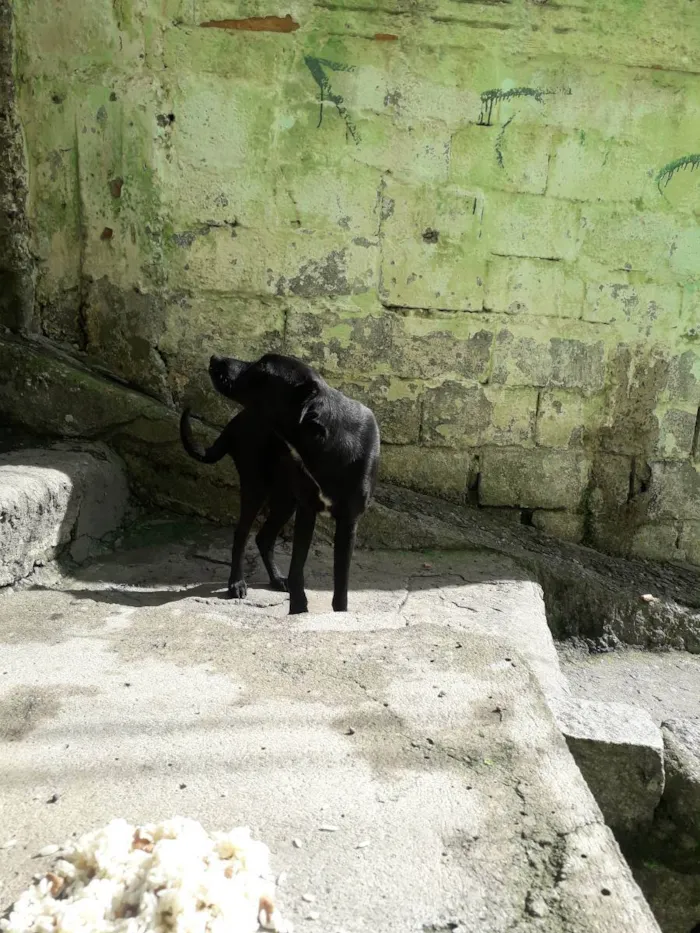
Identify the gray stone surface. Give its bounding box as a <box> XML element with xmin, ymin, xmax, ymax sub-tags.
<box><xmin>552</xmin><ymin>697</ymin><xmax>665</xmax><ymax>838</ymax></box>
<box><xmin>155</xmin><ymin>536</ymin><xmax>569</xmax><ymax>702</ymax></box>
<box><xmin>363</xmin><ymin>484</ymin><xmax>700</xmax><ymax>654</ymax></box>
<box><xmin>0</xmin><ymin>444</ymin><xmax>129</xmax><ymax>586</ymax></box>
<box><xmin>0</xmin><ymin>0</ymin><xmax>36</xmax><ymax>333</ymax></box>
<box><xmin>648</xmin><ymin>461</ymin><xmax>700</xmax><ymax>522</ymax></box>
<box><xmin>558</xmin><ymin>644</ymin><xmax>700</xmax><ymax>727</ymax></box>
<box><xmin>661</xmin><ymin>718</ymin><xmax>700</xmax><ymax>841</ymax></box>
<box><xmin>479</xmin><ymin>447</ymin><xmax>590</xmax><ymax>511</ymax></box>
<box><xmin>632</xmin><ymin>863</ymin><xmax>700</xmax><ymax>933</ymax></box>
<box><xmin>0</xmin><ymin>531</ymin><xmax>660</xmax><ymax>933</ymax></box>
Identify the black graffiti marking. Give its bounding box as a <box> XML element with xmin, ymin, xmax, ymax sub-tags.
<box><xmin>655</xmin><ymin>154</ymin><xmax>700</xmax><ymax>195</ymax></box>
<box><xmin>304</xmin><ymin>56</ymin><xmax>360</xmax><ymax>144</ymax></box>
<box><xmin>495</xmin><ymin>114</ymin><xmax>514</xmax><ymax>168</ymax></box>
<box><xmin>477</xmin><ymin>85</ymin><xmax>571</xmax><ymax>126</ymax></box>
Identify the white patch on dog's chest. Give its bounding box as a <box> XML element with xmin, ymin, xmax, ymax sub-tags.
<box><xmin>286</xmin><ymin>441</ymin><xmax>334</xmax><ymax>514</ymax></box>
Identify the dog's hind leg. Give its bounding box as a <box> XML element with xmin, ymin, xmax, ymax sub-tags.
<box><xmin>228</xmin><ymin>482</ymin><xmax>266</xmax><ymax>599</ymax></box>
<box><xmin>255</xmin><ymin>486</ymin><xmax>296</xmax><ymax>592</ymax></box>
<box><xmin>287</xmin><ymin>504</ymin><xmax>317</xmax><ymax>615</ymax></box>
<box><xmin>332</xmin><ymin>515</ymin><xmax>358</xmax><ymax>613</ymax></box>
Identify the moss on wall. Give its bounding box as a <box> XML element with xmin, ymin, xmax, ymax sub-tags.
<box><xmin>0</xmin><ymin>0</ymin><xmax>34</xmax><ymax>330</ymax></box>
<box><xmin>2</xmin><ymin>0</ymin><xmax>700</xmax><ymax>565</ymax></box>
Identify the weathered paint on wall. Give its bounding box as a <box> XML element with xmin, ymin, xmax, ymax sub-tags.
<box><xmin>2</xmin><ymin>0</ymin><xmax>700</xmax><ymax>564</ymax></box>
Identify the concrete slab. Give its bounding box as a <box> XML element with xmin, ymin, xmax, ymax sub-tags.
<box><xmin>552</xmin><ymin>697</ymin><xmax>665</xmax><ymax>839</ymax></box>
<box><xmin>0</xmin><ymin>603</ymin><xmax>658</xmax><ymax>932</ymax></box>
<box><xmin>23</xmin><ymin>530</ymin><xmax>568</xmax><ymax>702</ymax></box>
<box><xmin>659</xmin><ymin>718</ymin><xmax>700</xmax><ymax>856</ymax></box>
<box><xmin>0</xmin><ymin>444</ymin><xmax>129</xmax><ymax>586</ymax></box>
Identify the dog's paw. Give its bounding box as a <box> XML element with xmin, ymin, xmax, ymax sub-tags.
<box><xmin>332</xmin><ymin>598</ymin><xmax>348</xmax><ymax>612</ymax></box>
<box><xmin>269</xmin><ymin>575</ymin><xmax>288</xmax><ymax>592</ymax></box>
<box><xmin>228</xmin><ymin>580</ymin><xmax>248</xmax><ymax>599</ymax></box>
<box><xmin>288</xmin><ymin>600</ymin><xmax>308</xmax><ymax>615</ymax></box>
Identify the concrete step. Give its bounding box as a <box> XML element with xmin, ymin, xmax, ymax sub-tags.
<box><xmin>0</xmin><ymin>444</ymin><xmax>129</xmax><ymax>587</ymax></box>
<box><xmin>0</xmin><ymin>528</ymin><xmax>659</xmax><ymax>931</ymax></box>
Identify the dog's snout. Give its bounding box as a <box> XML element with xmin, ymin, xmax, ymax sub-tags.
<box><xmin>208</xmin><ymin>355</ymin><xmax>249</xmax><ymax>399</ymax></box>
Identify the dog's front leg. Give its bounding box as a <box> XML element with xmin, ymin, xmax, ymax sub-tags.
<box><xmin>332</xmin><ymin>515</ymin><xmax>357</xmax><ymax>613</ymax></box>
<box><xmin>287</xmin><ymin>504</ymin><xmax>317</xmax><ymax>615</ymax></box>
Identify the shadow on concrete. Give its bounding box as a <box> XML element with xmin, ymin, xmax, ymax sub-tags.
<box><xmin>23</xmin><ymin>510</ymin><xmax>531</xmax><ymax>615</ymax></box>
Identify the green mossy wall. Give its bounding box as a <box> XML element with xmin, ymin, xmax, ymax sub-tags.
<box><xmin>1</xmin><ymin>0</ymin><xmax>700</xmax><ymax>563</ymax></box>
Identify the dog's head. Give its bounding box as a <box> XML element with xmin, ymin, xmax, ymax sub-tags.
<box><xmin>209</xmin><ymin>353</ymin><xmax>328</xmax><ymax>439</ymax></box>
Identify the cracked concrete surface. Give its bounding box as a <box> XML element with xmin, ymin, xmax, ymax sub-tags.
<box><xmin>0</xmin><ymin>525</ymin><xmax>659</xmax><ymax>931</ymax></box>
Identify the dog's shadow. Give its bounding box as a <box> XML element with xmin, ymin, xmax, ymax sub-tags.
<box><xmin>26</xmin><ymin>529</ymin><xmax>300</xmax><ymax>610</ymax></box>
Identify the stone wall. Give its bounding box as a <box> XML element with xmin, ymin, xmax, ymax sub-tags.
<box><xmin>1</xmin><ymin>0</ymin><xmax>700</xmax><ymax>565</ymax></box>
<box><xmin>0</xmin><ymin>0</ymin><xmax>34</xmax><ymax>330</ymax></box>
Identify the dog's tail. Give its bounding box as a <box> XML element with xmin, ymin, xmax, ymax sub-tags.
<box><xmin>180</xmin><ymin>409</ymin><xmax>230</xmax><ymax>464</ymax></box>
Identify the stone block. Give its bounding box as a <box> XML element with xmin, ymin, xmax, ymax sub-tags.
<box><xmin>379</xmin><ymin>179</ymin><xmax>486</xmax><ymax>311</ymax></box>
<box><xmin>648</xmin><ymin>461</ymin><xmax>700</xmax><ymax>522</ymax></box>
<box><xmin>0</xmin><ymin>444</ymin><xmax>129</xmax><ymax>585</ymax></box>
<box><xmin>74</xmin><ymin>86</ymin><xmax>165</xmax><ymax>290</ymax></box>
<box><xmin>13</xmin><ymin>0</ymin><xmax>142</xmax><ymax>78</ymax></box>
<box><xmin>669</xmin><ymin>224</ymin><xmax>700</xmax><ymax>280</ymax></box>
<box><xmin>482</xmin><ymin>191</ymin><xmax>582</xmax><ymax>262</ymax></box>
<box><xmin>483</xmin><ymin>386</ymin><xmax>538</xmax><ymax>447</ymax></box>
<box><xmin>532</xmin><ymin>510</ymin><xmax>585</xmax><ymax>543</ymax></box>
<box><xmin>421</xmin><ymin>383</ymin><xmax>536</xmax><ymax>449</ymax></box>
<box><xmin>537</xmin><ymin>389</ymin><xmax>604</xmax><ymax>448</ymax></box>
<box><xmin>158</xmin><ymin>294</ymin><xmax>286</xmax><ymax>417</ymax></box>
<box><xmin>169</xmin><ymin>224</ymin><xmax>377</xmax><ymax>297</ymax></box>
<box><xmin>552</xmin><ymin>697</ymin><xmax>664</xmax><ymax>838</ymax></box>
<box><xmin>663</xmin><ymin>349</ymin><xmax>700</xmax><ymax>408</ymax></box>
<box><xmin>390</xmin><ymin>311</ymin><xmax>493</xmax><ymax>381</ymax></box>
<box><xmin>352</xmin><ymin>117</ymin><xmax>451</xmax><ymax>185</ymax></box>
<box><xmin>479</xmin><ymin>448</ymin><xmax>590</xmax><ymax>510</ymax></box>
<box><xmin>421</xmin><ymin>382</ymin><xmax>491</xmax><ymax>448</ymax></box>
<box><xmin>163</xmin><ymin>25</ymin><xmax>296</xmax><ymax>82</ymax></box>
<box><xmin>19</xmin><ymin>85</ymin><xmax>81</xmax><ymax>340</ymax></box>
<box><xmin>585</xmin><ymin>453</ymin><xmax>640</xmax><ymax>556</ymax></box>
<box><xmin>630</xmin><ymin>524</ymin><xmax>683</xmax><ymax>563</ymax></box>
<box><xmin>378</xmin><ymin>445</ymin><xmax>472</xmax><ymax>500</ymax></box>
<box><xmin>655</xmin><ymin>407</ymin><xmax>697</xmax><ymax>459</ymax></box>
<box><xmin>661</xmin><ymin>719</ymin><xmax>700</xmax><ymax>857</ymax></box>
<box><xmin>582</xmin><ymin>281</ymin><xmax>682</xmax><ymax>332</ymax></box>
<box><xmin>548</xmin><ymin>131</ymin><xmax>658</xmax><ymax>203</ymax></box>
<box><xmin>450</xmin><ymin>122</ymin><xmax>552</xmax><ymax>195</ymax></box>
<box><xmin>679</xmin><ymin>523</ymin><xmax>700</xmax><ymax>566</ymax></box>
<box><xmin>330</xmin><ymin>376</ymin><xmax>422</xmax><ymax>445</ymax></box>
<box><xmin>587</xmin><ymin>454</ymin><xmax>632</xmax><ymax>518</ymax></box>
<box><xmin>162</xmin><ymin>75</ymin><xmax>280</xmax><ymax>229</ymax></box>
<box><xmin>632</xmin><ymin>863</ymin><xmax>700</xmax><ymax>933</ymax></box>
<box><xmin>275</xmin><ymin>235</ymin><xmax>377</xmax><ymax>299</ymax></box>
<box><xmin>280</xmin><ymin>162</ymin><xmax>383</xmax><ymax>240</ymax></box>
<box><xmin>83</xmin><ymin>278</ymin><xmax>170</xmax><ymax>403</ymax></box>
<box><xmin>580</xmin><ymin>204</ymin><xmax>700</xmax><ymax>285</ymax></box>
<box><xmin>492</xmin><ymin>324</ymin><xmax>606</xmax><ymax>391</ymax></box>
<box><xmin>484</xmin><ymin>256</ymin><xmax>583</xmax><ymax>319</ymax></box>
<box><xmin>286</xmin><ymin>301</ymin><xmax>392</xmax><ymax>379</ymax></box>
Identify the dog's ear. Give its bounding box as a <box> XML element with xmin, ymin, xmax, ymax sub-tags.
<box><xmin>301</xmin><ymin>410</ymin><xmax>328</xmax><ymax>441</ymax></box>
<box><xmin>298</xmin><ymin>388</ymin><xmax>329</xmax><ymax>441</ymax></box>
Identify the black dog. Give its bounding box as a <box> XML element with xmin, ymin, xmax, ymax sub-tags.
<box><xmin>180</xmin><ymin>353</ymin><xmax>380</xmax><ymax>614</ymax></box>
